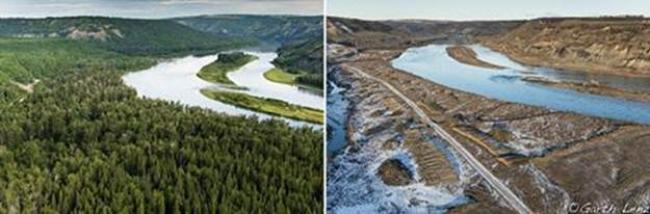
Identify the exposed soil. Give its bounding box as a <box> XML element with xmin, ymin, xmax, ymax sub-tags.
<box><xmin>480</xmin><ymin>17</ymin><xmax>650</xmax><ymax>77</ymax></box>
<box><xmin>377</xmin><ymin>159</ymin><xmax>413</xmax><ymax>186</ymax></box>
<box><xmin>522</xmin><ymin>76</ymin><xmax>650</xmax><ymax>102</ymax></box>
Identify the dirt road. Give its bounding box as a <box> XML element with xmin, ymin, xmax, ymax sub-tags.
<box><xmin>346</xmin><ymin>65</ymin><xmax>532</xmax><ymax>214</ymax></box>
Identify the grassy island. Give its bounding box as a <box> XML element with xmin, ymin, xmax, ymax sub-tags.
<box><xmin>263</xmin><ymin>68</ymin><xmax>299</xmax><ymax>85</ymax></box>
<box><xmin>197</xmin><ymin>52</ymin><xmax>257</xmax><ymax>85</ymax></box>
<box><xmin>200</xmin><ymin>89</ymin><xmax>323</xmax><ymax>124</ymax></box>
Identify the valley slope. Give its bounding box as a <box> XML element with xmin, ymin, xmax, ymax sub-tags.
<box><xmin>479</xmin><ymin>16</ymin><xmax>650</xmax><ymax>77</ymax></box>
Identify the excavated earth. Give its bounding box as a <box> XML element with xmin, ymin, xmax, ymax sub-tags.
<box><xmin>327</xmin><ymin>64</ymin><xmax>474</xmax><ymax>213</ymax></box>
<box><xmin>328</xmin><ymin>17</ymin><xmax>650</xmax><ymax>213</ymax></box>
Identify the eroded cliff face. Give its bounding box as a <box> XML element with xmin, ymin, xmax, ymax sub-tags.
<box><xmin>481</xmin><ymin>18</ymin><xmax>650</xmax><ymax>76</ymax></box>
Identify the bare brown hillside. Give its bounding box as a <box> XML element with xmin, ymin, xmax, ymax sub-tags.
<box><xmin>481</xmin><ymin>17</ymin><xmax>650</xmax><ymax>76</ymax></box>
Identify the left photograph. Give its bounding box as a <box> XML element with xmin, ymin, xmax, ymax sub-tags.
<box><xmin>0</xmin><ymin>0</ymin><xmax>324</xmax><ymax>213</ymax></box>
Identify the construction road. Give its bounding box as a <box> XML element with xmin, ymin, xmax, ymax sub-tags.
<box><xmin>347</xmin><ymin>65</ymin><xmax>532</xmax><ymax>214</ymax></box>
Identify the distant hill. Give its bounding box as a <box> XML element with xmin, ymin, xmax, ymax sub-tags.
<box><xmin>327</xmin><ymin>17</ymin><xmax>521</xmax><ymax>50</ymax></box>
<box><xmin>174</xmin><ymin>15</ymin><xmax>322</xmax><ymax>47</ymax></box>
<box><xmin>0</xmin><ymin>16</ymin><xmax>253</xmax><ymax>55</ymax></box>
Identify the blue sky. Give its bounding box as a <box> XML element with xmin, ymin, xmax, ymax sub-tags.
<box><xmin>328</xmin><ymin>0</ymin><xmax>650</xmax><ymax>20</ymax></box>
<box><xmin>0</xmin><ymin>0</ymin><xmax>322</xmax><ymax>18</ymax></box>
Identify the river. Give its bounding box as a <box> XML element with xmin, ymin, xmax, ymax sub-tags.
<box><xmin>122</xmin><ymin>51</ymin><xmax>323</xmax><ymax>128</ymax></box>
<box><xmin>392</xmin><ymin>44</ymin><xmax>650</xmax><ymax>124</ymax></box>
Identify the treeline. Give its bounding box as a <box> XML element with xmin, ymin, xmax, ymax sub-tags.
<box><xmin>0</xmin><ymin>71</ymin><xmax>323</xmax><ymax>213</ymax></box>
<box><xmin>0</xmin><ymin>37</ymin><xmax>155</xmax><ymax>83</ymax></box>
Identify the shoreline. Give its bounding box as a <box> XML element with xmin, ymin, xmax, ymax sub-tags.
<box><xmin>521</xmin><ymin>76</ymin><xmax>650</xmax><ymax>102</ymax></box>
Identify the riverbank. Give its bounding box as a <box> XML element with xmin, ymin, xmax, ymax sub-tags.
<box><xmin>200</xmin><ymin>89</ymin><xmax>323</xmax><ymax>124</ymax></box>
<box><xmin>522</xmin><ymin>76</ymin><xmax>650</xmax><ymax>102</ymax></box>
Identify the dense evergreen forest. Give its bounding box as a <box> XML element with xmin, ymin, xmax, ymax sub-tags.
<box><xmin>0</xmin><ymin>16</ymin><xmax>323</xmax><ymax>213</ymax></box>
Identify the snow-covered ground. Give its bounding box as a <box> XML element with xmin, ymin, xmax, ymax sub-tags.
<box><xmin>327</xmin><ymin>132</ymin><xmax>470</xmax><ymax>213</ymax></box>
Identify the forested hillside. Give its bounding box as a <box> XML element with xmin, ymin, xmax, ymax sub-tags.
<box><xmin>175</xmin><ymin>15</ymin><xmax>322</xmax><ymax>47</ymax></box>
<box><xmin>0</xmin><ymin>16</ymin><xmax>323</xmax><ymax>213</ymax></box>
<box><xmin>0</xmin><ymin>17</ymin><xmax>253</xmax><ymax>55</ymax></box>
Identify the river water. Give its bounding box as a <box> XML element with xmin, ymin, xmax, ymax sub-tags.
<box><xmin>122</xmin><ymin>51</ymin><xmax>323</xmax><ymax>128</ymax></box>
<box><xmin>392</xmin><ymin>44</ymin><xmax>650</xmax><ymax>124</ymax></box>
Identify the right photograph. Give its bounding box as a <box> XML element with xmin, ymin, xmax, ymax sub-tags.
<box><xmin>326</xmin><ymin>0</ymin><xmax>650</xmax><ymax>213</ymax></box>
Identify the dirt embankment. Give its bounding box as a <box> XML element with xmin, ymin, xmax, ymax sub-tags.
<box><xmin>377</xmin><ymin>159</ymin><xmax>413</xmax><ymax>186</ymax></box>
<box><xmin>446</xmin><ymin>46</ymin><xmax>504</xmax><ymax>69</ymax></box>
<box><xmin>480</xmin><ymin>17</ymin><xmax>650</xmax><ymax>77</ymax></box>
<box><xmin>522</xmin><ymin>76</ymin><xmax>650</xmax><ymax>102</ymax></box>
